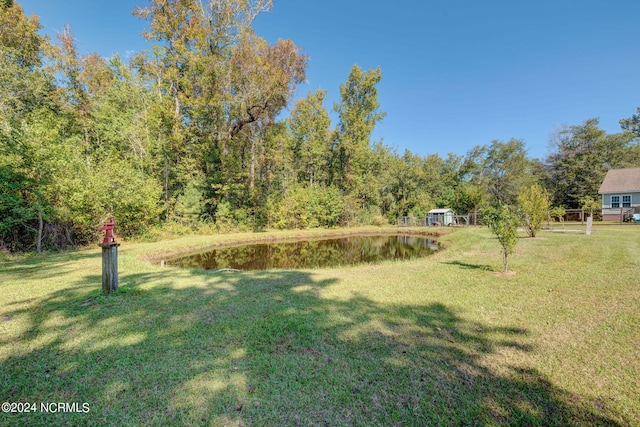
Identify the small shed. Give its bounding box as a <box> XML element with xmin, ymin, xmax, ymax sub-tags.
<box><xmin>428</xmin><ymin>208</ymin><xmax>455</xmax><ymax>226</ymax></box>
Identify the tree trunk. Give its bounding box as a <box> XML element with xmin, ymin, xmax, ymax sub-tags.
<box><xmin>84</xmin><ymin>126</ymin><xmax>91</xmax><ymax>165</ymax></box>
<box><xmin>250</xmin><ymin>135</ymin><xmax>256</xmax><ymax>192</ymax></box>
<box><xmin>36</xmin><ymin>169</ymin><xmax>43</xmax><ymax>254</ymax></box>
<box><xmin>164</xmin><ymin>154</ymin><xmax>169</xmax><ymax>222</ymax></box>
<box><xmin>36</xmin><ymin>203</ymin><xmax>43</xmax><ymax>254</ymax></box>
<box><xmin>65</xmin><ymin>224</ymin><xmax>74</xmax><ymax>246</ymax></box>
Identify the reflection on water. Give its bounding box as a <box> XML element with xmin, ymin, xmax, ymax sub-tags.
<box><xmin>166</xmin><ymin>235</ymin><xmax>439</xmax><ymax>271</ymax></box>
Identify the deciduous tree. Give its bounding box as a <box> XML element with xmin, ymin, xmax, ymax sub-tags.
<box><xmin>517</xmin><ymin>184</ymin><xmax>550</xmax><ymax>238</ymax></box>
<box><xmin>287</xmin><ymin>90</ymin><xmax>332</xmax><ymax>187</ymax></box>
<box><xmin>549</xmin><ymin>206</ymin><xmax>566</xmax><ymax>228</ymax></box>
<box><xmin>466</xmin><ymin>139</ymin><xmax>534</xmax><ymax>206</ymax></box>
<box><xmin>333</xmin><ymin>65</ymin><xmax>385</xmax><ymax>196</ymax></box>
<box><xmin>545</xmin><ymin>119</ymin><xmax>638</xmax><ymax>208</ymax></box>
<box><xmin>483</xmin><ymin>204</ymin><xmax>521</xmax><ymax>272</ymax></box>
<box><xmin>620</xmin><ymin>107</ymin><xmax>640</xmax><ymax>136</ymax></box>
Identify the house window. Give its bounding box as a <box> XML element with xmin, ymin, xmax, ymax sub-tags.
<box><xmin>622</xmin><ymin>195</ymin><xmax>631</xmax><ymax>207</ymax></box>
<box><xmin>611</xmin><ymin>196</ymin><xmax>619</xmax><ymax>208</ymax></box>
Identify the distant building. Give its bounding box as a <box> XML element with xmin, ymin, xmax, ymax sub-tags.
<box><xmin>598</xmin><ymin>167</ymin><xmax>640</xmax><ymax>221</ymax></box>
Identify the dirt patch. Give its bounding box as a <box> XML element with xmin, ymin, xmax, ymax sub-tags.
<box><xmin>492</xmin><ymin>270</ymin><xmax>517</xmax><ymax>277</ymax></box>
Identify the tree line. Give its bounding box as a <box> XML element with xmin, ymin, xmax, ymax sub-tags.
<box><xmin>1</xmin><ymin>0</ymin><xmax>639</xmax><ymax>252</ymax></box>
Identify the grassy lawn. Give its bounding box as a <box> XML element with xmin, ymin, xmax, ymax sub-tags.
<box><xmin>1</xmin><ymin>225</ymin><xmax>638</xmax><ymax>426</ymax></box>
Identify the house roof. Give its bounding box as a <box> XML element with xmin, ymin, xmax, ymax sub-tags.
<box><xmin>598</xmin><ymin>167</ymin><xmax>640</xmax><ymax>194</ymax></box>
<box><xmin>428</xmin><ymin>208</ymin><xmax>454</xmax><ymax>214</ymax></box>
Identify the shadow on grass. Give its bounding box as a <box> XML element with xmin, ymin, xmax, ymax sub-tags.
<box><xmin>0</xmin><ymin>249</ymin><xmax>98</xmax><ymax>282</ymax></box>
<box><xmin>0</xmin><ymin>266</ymin><xmax>623</xmax><ymax>426</ymax></box>
<box><xmin>443</xmin><ymin>260</ymin><xmax>494</xmax><ymax>271</ymax></box>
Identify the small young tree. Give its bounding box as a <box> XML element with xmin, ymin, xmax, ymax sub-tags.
<box><xmin>549</xmin><ymin>206</ymin><xmax>566</xmax><ymax>228</ymax></box>
<box><xmin>517</xmin><ymin>184</ymin><xmax>550</xmax><ymax>237</ymax></box>
<box><xmin>580</xmin><ymin>196</ymin><xmax>599</xmax><ymax>217</ymax></box>
<box><xmin>483</xmin><ymin>205</ymin><xmax>521</xmax><ymax>272</ymax></box>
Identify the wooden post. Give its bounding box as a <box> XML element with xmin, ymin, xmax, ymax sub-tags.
<box><xmin>620</xmin><ymin>207</ymin><xmax>623</xmax><ymax>224</ymax></box>
<box><xmin>101</xmin><ymin>243</ymin><xmax>120</xmax><ymax>293</ymax></box>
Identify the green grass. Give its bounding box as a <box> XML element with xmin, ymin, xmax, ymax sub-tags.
<box><xmin>1</xmin><ymin>225</ymin><xmax>639</xmax><ymax>426</ymax></box>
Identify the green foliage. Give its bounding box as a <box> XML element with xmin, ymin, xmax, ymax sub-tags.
<box><xmin>466</xmin><ymin>139</ymin><xmax>535</xmax><ymax>206</ymax></box>
<box><xmin>517</xmin><ymin>184</ymin><xmax>550</xmax><ymax>238</ymax></box>
<box><xmin>482</xmin><ymin>204</ymin><xmax>521</xmax><ymax>272</ymax></box>
<box><xmin>0</xmin><ymin>1</ymin><xmax>44</xmax><ymax>67</ymax></box>
<box><xmin>549</xmin><ymin>206</ymin><xmax>566</xmax><ymax>227</ymax></box>
<box><xmin>545</xmin><ymin>119</ymin><xmax>639</xmax><ymax>208</ymax></box>
<box><xmin>4</xmin><ymin>2</ymin><xmax>640</xmax><ymax>252</ymax></box>
<box><xmin>272</xmin><ymin>184</ymin><xmax>344</xmax><ymax>229</ymax></box>
<box><xmin>333</xmin><ymin>65</ymin><xmax>385</xmax><ymax>194</ymax></box>
<box><xmin>287</xmin><ymin>90</ymin><xmax>332</xmax><ymax>186</ymax></box>
<box><xmin>580</xmin><ymin>196</ymin><xmax>600</xmax><ymax>216</ymax></box>
<box><xmin>0</xmin><ymin>164</ymin><xmax>39</xmax><ymax>250</ymax></box>
<box><xmin>83</xmin><ymin>161</ymin><xmax>163</xmax><ymax>239</ymax></box>
<box><xmin>174</xmin><ymin>181</ymin><xmax>204</xmax><ymax>228</ymax></box>
<box><xmin>620</xmin><ymin>106</ymin><xmax>640</xmax><ymax>136</ymax></box>
<box><xmin>214</xmin><ymin>200</ymin><xmax>236</xmax><ymax>232</ymax></box>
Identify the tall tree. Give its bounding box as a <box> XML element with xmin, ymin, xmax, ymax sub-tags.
<box><xmin>50</xmin><ymin>25</ymin><xmax>98</xmax><ymax>159</ymax></box>
<box><xmin>0</xmin><ymin>0</ymin><xmax>42</xmax><ymax>67</ymax></box>
<box><xmin>466</xmin><ymin>139</ymin><xmax>534</xmax><ymax>206</ymax></box>
<box><xmin>545</xmin><ymin>119</ymin><xmax>638</xmax><ymax>208</ymax></box>
<box><xmin>0</xmin><ymin>1</ymin><xmax>58</xmax><ymax>251</ymax></box>
<box><xmin>333</xmin><ymin>64</ymin><xmax>385</xmax><ymax>196</ymax></box>
<box><xmin>620</xmin><ymin>107</ymin><xmax>640</xmax><ymax>136</ymax></box>
<box><xmin>287</xmin><ymin>90</ymin><xmax>332</xmax><ymax>187</ymax></box>
<box><xmin>225</xmin><ymin>29</ymin><xmax>306</xmax><ymax>197</ymax></box>
<box><xmin>134</xmin><ymin>1</ymin><xmax>306</xmax><ymax>223</ymax></box>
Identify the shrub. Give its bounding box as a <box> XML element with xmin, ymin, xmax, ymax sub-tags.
<box><xmin>215</xmin><ymin>200</ymin><xmax>236</xmax><ymax>232</ymax></box>
<box><xmin>174</xmin><ymin>182</ymin><xmax>204</xmax><ymax>228</ymax></box>
<box><xmin>371</xmin><ymin>215</ymin><xmax>388</xmax><ymax>226</ymax></box>
<box><xmin>517</xmin><ymin>184</ymin><xmax>550</xmax><ymax>238</ymax></box>
<box><xmin>272</xmin><ymin>184</ymin><xmax>344</xmax><ymax>229</ymax></box>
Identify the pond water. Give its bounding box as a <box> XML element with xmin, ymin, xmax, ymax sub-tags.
<box><xmin>166</xmin><ymin>234</ymin><xmax>439</xmax><ymax>271</ymax></box>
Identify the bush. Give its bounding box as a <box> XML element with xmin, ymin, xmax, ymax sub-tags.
<box><xmin>517</xmin><ymin>184</ymin><xmax>550</xmax><ymax>238</ymax></box>
<box><xmin>272</xmin><ymin>184</ymin><xmax>344</xmax><ymax>229</ymax></box>
<box><xmin>215</xmin><ymin>200</ymin><xmax>236</xmax><ymax>232</ymax></box>
<box><xmin>174</xmin><ymin>181</ymin><xmax>204</xmax><ymax>228</ymax></box>
<box><xmin>371</xmin><ymin>215</ymin><xmax>388</xmax><ymax>226</ymax></box>
<box><xmin>57</xmin><ymin>159</ymin><xmax>162</xmax><ymax>243</ymax></box>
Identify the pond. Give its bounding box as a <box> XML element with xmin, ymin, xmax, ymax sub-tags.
<box><xmin>166</xmin><ymin>234</ymin><xmax>439</xmax><ymax>271</ymax></box>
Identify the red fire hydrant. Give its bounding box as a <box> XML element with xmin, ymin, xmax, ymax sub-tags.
<box><xmin>98</xmin><ymin>216</ymin><xmax>117</xmax><ymax>245</ymax></box>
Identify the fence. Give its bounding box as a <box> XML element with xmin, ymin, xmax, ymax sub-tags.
<box><xmin>399</xmin><ymin>208</ymin><xmax>640</xmax><ymax>228</ymax></box>
<box><xmin>397</xmin><ymin>214</ymin><xmax>476</xmax><ymax>227</ymax></box>
<box><xmin>397</xmin><ymin>216</ymin><xmax>428</xmax><ymax>227</ymax></box>
<box><xmin>563</xmin><ymin>207</ymin><xmax>640</xmax><ymax>224</ymax></box>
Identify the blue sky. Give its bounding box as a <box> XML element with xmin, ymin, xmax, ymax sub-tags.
<box><xmin>21</xmin><ymin>0</ymin><xmax>640</xmax><ymax>160</ymax></box>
